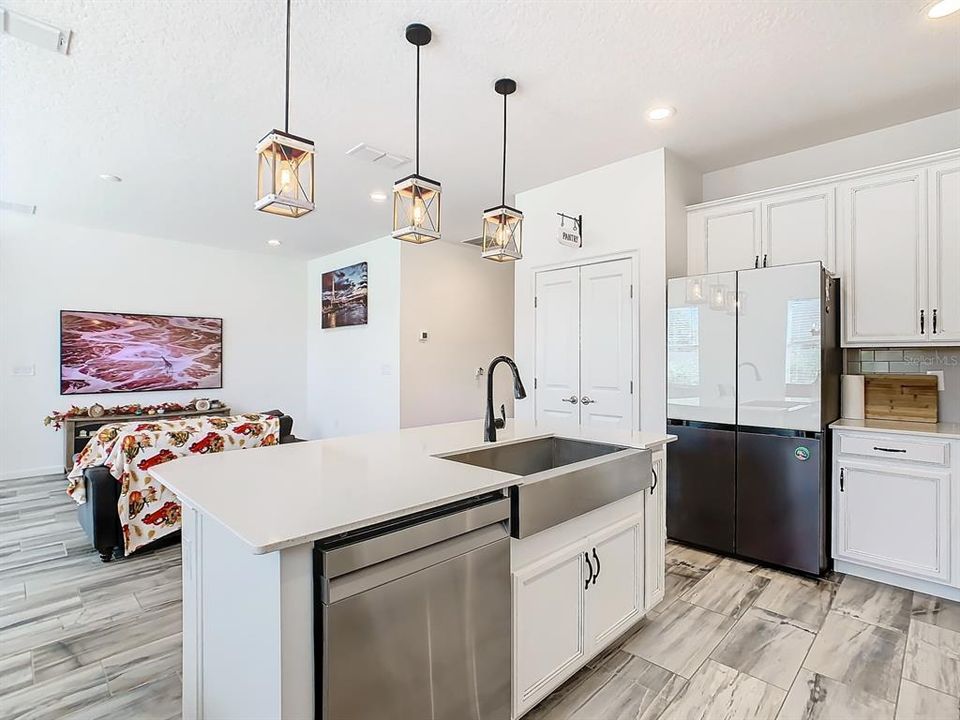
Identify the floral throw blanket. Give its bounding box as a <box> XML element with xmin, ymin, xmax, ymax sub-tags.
<box><xmin>67</xmin><ymin>414</ymin><xmax>280</xmax><ymax>555</ymax></box>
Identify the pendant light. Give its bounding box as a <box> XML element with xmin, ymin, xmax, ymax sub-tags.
<box><xmin>392</xmin><ymin>23</ymin><xmax>441</xmax><ymax>244</ymax></box>
<box><xmin>481</xmin><ymin>79</ymin><xmax>522</xmax><ymax>262</ymax></box>
<box><xmin>255</xmin><ymin>0</ymin><xmax>315</xmax><ymax>218</ymax></box>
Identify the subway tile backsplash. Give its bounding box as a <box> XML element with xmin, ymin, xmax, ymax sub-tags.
<box><xmin>844</xmin><ymin>346</ymin><xmax>960</xmax><ymax>423</ymax></box>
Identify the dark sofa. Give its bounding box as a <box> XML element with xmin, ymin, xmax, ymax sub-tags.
<box><xmin>77</xmin><ymin>410</ymin><xmax>301</xmax><ymax>561</ymax></box>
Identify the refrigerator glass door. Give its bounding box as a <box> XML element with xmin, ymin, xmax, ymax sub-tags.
<box><xmin>737</xmin><ymin>263</ymin><xmax>823</xmax><ymax>431</ymax></box>
<box><xmin>667</xmin><ymin>273</ymin><xmax>737</xmax><ymax>424</ymax></box>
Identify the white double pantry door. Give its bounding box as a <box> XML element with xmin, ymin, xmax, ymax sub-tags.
<box><xmin>534</xmin><ymin>258</ymin><xmax>635</xmax><ymax>432</ymax></box>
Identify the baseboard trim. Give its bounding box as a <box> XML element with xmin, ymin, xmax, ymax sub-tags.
<box><xmin>1</xmin><ymin>465</ymin><xmax>65</xmax><ymax>481</ymax></box>
<box><xmin>834</xmin><ymin>560</ymin><xmax>960</xmax><ymax>601</ymax></box>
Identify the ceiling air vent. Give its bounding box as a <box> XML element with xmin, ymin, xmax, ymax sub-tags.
<box><xmin>345</xmin><ymin>143</ymin><xmax>410</xmax><ymax>169</ymax></box>
<box><xmin>1</xmin><ymin>7</ymin><xmax>72</xmax><ymax>54</ymax></box>
<box><xmin>0</xmin><ymin>200</ymin><xmax>37</xmax><ymax>215</ymax></box>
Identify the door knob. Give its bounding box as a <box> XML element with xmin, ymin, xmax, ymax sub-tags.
<box><xmin>580</xmin><ymin>396</ymin><xmax>596</xmax><ymax>405</ymax></box>
<box><xmin>561</xmin><ymin>395</ymin><xmax>578</xmax><ymax>404</ymax></box>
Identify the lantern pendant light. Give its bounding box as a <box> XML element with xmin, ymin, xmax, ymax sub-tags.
<box><xmin>392</xmin><ymin>23</ymin><xmax>441</xmax><ymax>244</ymax></box>
<box><xmin>255</xmin><ymin>0</ymin><xmax>315</xmax><ymax>218</ymax></box>
<box><xmin>482</xmin><ymin>79</ymin><xmax>522</xmax><ymax>262</ymax></box>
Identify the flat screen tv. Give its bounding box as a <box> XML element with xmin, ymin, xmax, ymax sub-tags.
<box><xmin>60</xmin><ymin>310</ymin><xmax>223</xmax><ymax>395</ymax></box>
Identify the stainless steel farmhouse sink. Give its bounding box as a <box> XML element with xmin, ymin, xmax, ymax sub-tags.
<box><xmin>438</xmin><ymin>436</ymin><xmax>652</xmax><ymax>538</ymax></box>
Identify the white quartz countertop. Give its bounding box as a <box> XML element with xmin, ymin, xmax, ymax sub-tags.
<box><xmin>150</xmin><ymin>419</ymin><xmax>675</xmax><ymax>554</ymax></box>
<box><xmin>830</xmin><ymin>418</ymin><xmax>960</xmax><ymax>440</ymax></box>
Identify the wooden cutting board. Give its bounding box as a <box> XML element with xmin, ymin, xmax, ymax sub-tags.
<box><xmin>864</xmin><ymin>374</ymin><xmax>939</xmax><ymax>423</ymax></box>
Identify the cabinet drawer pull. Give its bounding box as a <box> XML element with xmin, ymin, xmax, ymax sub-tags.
<box><xmin>873</xmin><ymin>446</ymin><xmax>907</xmax><ymax>453</ymax></box>
<box><xmin>762</xmin><ymin>253</ymin><xmax>768</xmax><ymax>267</ymax></box>
<box><xmin>839</xmin><ymin>467</ymin><xmax>844</xmax><ymax>492</ymax></box>
<box><xmin>591</xmin><ymin>547</ymin><xmax>600</xmax><ymax>585</ymax></box>
<box><xmin>754</xmin><ymin>255</ymin><xmax>759</xmax><ymax>269</ymax></box>
<box><xmin>933</xmin><ymin>309</ymin><xmax>938</xmax><ymax>335</ymax></box>
<box><xmin>920</xmin><ymin>309</ymin><xmax>925</xmax><ymax>334</ymax></box>
<box><xmin>583</xmin><ymin>552</ymin><xmax>594</xmax><ymax>589</ymax></box>
<box><xmin>650</xmin><ymin>466</ymin><xmax>658</xmax><ymax>495</ymax></box>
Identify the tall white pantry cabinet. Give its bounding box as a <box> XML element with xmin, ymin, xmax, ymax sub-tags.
<box><xmin>686</xmin><ymin>150</ymin><xmax>960</xmax><ymax>346</ymax></box>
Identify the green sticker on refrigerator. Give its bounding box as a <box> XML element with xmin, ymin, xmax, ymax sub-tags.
<box><xmin>794</xmin><ymin>446</ymin><xmax>811</xmax><ymax>461</ymax></box>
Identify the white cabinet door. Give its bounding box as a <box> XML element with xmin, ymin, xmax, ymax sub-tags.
<box><xmin>835</xmin><ymin>461</ymin><xmax>951</xmax><ymax>583</ymax></box>
<box><xmin>585</xmin><ymin>516</ymin><xmax>643</xmax><ymax>648</ymax></box>
<box><xmin>841</xmin><ymin>168</ymin><xmax>927</xmax><ymax>345</ymax></box>
<box><xmin>534</xmin><ymin>267</ymin><xmax>581</xmax><ymax>430</ymax></box>
<box><xmin>579</xmin><ymin>260</ymin><xmax>633</xmax><ymax>431</ymax></box>
<box><xmin>928</xmin><ymin>160</ymin><xmax>960</xmax><ymax>343</ymax></box>
<box><xmin>644</xmin><ymin>451</ymin><xmax>666</xmax><ymax>612</ymax></box>
<box><xmin>688</xmin><ymin>202</ymin><xmax>762</xmax><ymax>274</ymax></box>
<box><xmin>762</xmin><ymin>186</ymin><xmax>836</xmax><ymax>272</ymax></box>
<box><xmin>513</xmin><ymin>541</ymin><xmax>588</xmax><ymax>716</ymax></box>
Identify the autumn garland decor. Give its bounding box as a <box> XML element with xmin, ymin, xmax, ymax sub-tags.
<box><xmin>43</xmin><ymin>400</ymin><xmax>219</xmax><ymax>430</ymax></box>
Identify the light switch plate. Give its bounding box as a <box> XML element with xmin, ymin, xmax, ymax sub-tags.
<box><xmin>11</xmin><ymin>364</ymin><xmax>35</xmax><ymax>376</ymax></box>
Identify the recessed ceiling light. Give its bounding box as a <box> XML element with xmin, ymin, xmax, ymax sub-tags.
<box><xmin>267</xmin><ymin>238</ymin><xmax>282</xmax><ymax>247</ymax></box>
<box><xmin>98</xmin><ymin>174</ymin><xmax>122</xmax><ymax>182</ymax></box>
<box><xmin>370</xmin><ymin>191</ymin><xmax>388</xmax><ymax>203</ymax></box>
<box><xmin>646</xmin><ymin>106</ymin><xmax>676</xmax><ymax>121</ymax></box>
<box><xmin>927</xmin><ymin>0</ymin><xmax>960</xmax><ymax>17</ymax></box>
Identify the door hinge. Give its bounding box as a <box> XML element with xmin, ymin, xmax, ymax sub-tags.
<box><xmin>630</xmin><ymin>380</ymin><xmax>634</xmax><ymax>394</ymax></box>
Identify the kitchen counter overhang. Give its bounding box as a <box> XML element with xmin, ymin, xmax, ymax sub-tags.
<box><xmin>150</xmin><ymin>419</ymin><xmax>674</xmax><ymax>554</ymax></box>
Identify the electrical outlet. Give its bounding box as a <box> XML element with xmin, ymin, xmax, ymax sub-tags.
<box><xmin>926</xmin><ymin>370</ymin><xmax>945</xmax><ymax>391</ymax></box>
<box><xmin>418</xmin><ymin>330</ymin><xmax>428</xmax><ymax>342</ymax></box>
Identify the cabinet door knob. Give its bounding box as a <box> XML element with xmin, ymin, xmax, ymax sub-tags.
<box><xmin>580</xmin><ymin>396</ymin><xmax>596</xmax><ymax>405</ymax></box>
<box><xmin>561</xmin><ymin>395</ymin><xmax>578</xmax><ymax>404</ymax></box>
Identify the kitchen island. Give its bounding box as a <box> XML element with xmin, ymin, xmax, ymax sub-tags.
<box><xmin>151</xmin><ymin>419</ymin><xmax>674</xmax><ymax>720</ymax></box>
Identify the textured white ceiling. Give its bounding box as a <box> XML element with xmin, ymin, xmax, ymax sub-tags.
<box><xmin>1</xmin><ymin>0</ymin><xmax>958</xmax><ymax>257</ymax></box>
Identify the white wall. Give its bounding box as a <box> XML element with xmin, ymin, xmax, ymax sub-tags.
<box><xmin>306</xmin><ymin>237</ymin><xmax>401</xmax><ymax>439</ymax></box>
<box><xmin>702</xmin><ymin>110</ymin><xmax>960</xmax><ymax>201</ymax></box>
<box><xmin>514</xmin><ymin>149</ymin><xmax>672</xmax><ymax>433</ymax></box>
<box><xmin>664</xmin><ymin>150</ymin><xmax>703</xmax><ymax>279</ymax></box>
<box><xmin>399</xmin><ymin>241</ymin><xmax>515</xmax><ymax>428</ymax></box>
<box><xmin>0</xmin><ymin>214</ymin><xmax>307</xmax><ymax>480</ymax></box>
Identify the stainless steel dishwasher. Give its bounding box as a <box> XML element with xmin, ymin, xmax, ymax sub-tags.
<box><xmin>314</xmin><ymin>492</ymin><xmax>511</xmax><ymax>720</ymax></box>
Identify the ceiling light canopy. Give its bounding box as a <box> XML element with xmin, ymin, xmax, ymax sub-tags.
<box><xmin>393</xmin><ymin>23</ymin><xmax>441</xmax><ymax>244</ymax></box>
<box><xmin>255</xmin><ymin>0</ymin><xmax>315</xmax><ymax>219</ymax></box>
<box><xmin>646</xmin><ymin>106</ymin><xmax>676</xmax><ymax>121</ymax></box>
<box><xmin>370</xmin><ymin>191</ymin><xmax>388</xmax><ymax>203</ymax></box>
<box><xmin>481</xmin><ymin>78</ymin><xmax>523</xmax><ymax>263</ymax></box>
<box><xmin>927</xmin><ymin>0</ymin><xmax>960</xmax><ymax>17</ymax></box>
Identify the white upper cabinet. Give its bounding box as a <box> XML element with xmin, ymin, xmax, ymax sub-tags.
<box><xmin>762</xmin><ymin>186</ymin><xmax>836</xmax><ymax>272</ymax></box>
<box><xmin>840</xmin><ymin>167</ymin><xmax>927</xmax><ymax>345</ymax></box>
<box><xmin>928</xmin><ymin>159</ymin><xmax>960</xmax><ymax>343</ymax></box>
<box><xmin>687</xmin><ymin>201</ymin><xmax>761</xmax><ymax>274</ymax></box>
<box><xmin>688</xmin><ymin>151</ymin><xmax>959</xmax><ymax>347</ymax></box>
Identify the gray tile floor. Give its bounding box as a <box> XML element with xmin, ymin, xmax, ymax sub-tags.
<box><xmin>2</xmin><ymin>474</ymin><xmax>959</xmax><ymax>720</ymax></box>
<box><xmin>0</xmin><ymin>474</ymin><xmax>181</xmax><ymax>720</ymax></box>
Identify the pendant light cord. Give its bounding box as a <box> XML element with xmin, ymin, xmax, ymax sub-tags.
<box><xmin>284</xmin><ymin>0</ymin><xmax>291</xmax><ymax>133</ymax></box>
<box><xmin>415</xmin><ymin>45</ymin><xmax>420</xmax><ymax>174</ymax></box>
<box><xmin>501</xmin><ymin>92</ymin><xmax>507</xmax><ymax>207</ymax></box>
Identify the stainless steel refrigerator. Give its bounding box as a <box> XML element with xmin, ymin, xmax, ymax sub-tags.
<box><xmin>666</xmin><ymin>262</ymin><xmax>840</xmax><ymax>575</ymax></box>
